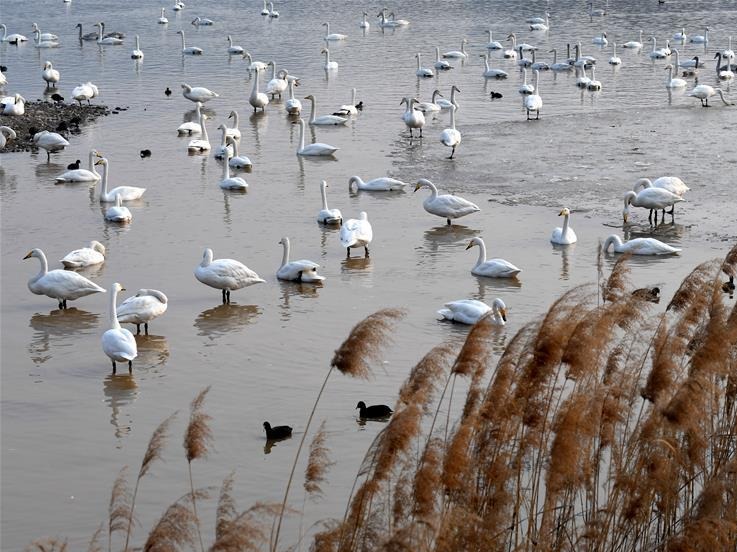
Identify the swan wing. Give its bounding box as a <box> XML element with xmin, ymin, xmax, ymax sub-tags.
<box><xmin>61</xmin><ymin>248</ymin><xmax>104</xmax><ymax>268</ymax></box>
<box><xmin>427</xmin><ymin>194</ymin><xmax>479</xmax><ymax>217</ymax></box>
<box><xmin>36</xmin><ymin>270</ymin><xmax>105</xmax><ymax>298</ymax></box>
<box><xmin>102</xmin><ymin>328</ymin><xmax>138</xmax><ymax>360</ymax></box>
<box><xmin>473</xmin><ymin>259</ymin><xmax>521</xmax><ymax>278</ymax></box>
<box><xmin>626</xmin><ymin>238</ymin><xmax>681</xmax><ymax>255</ymax></box>
<box><xmin>440</xmin><ymin>299</ymin><xmax>490</xmax><ymax>324</ymax></box>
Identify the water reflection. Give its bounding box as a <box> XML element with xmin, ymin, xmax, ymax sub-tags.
<box><xmin>278</xmin><ymin>281</ymin><xmax>321</xmax><ymax>318</ymax></box>
<box><xmin>551</xmin><ymin>243</ymin><xmax>575</xmax><ymax>280</ymax></box>
<box><xmin>102</xmin><ymin>373</ymin><xmax>138</xmax><ymax>443</ymax></box>
<box><xmin>194</xmin><ymin>303</ymin><xmax>262</xmax><ymax>341</ymax></box>
<box><xmin>28</xmin><ymin>308</ymin><xmax>100</xmax><ymax>366</ymax></box>
<box><xmin>472</xmin><ymin>274</ymin><xmax>523</xmax><ymax>300</ymax></box>
<box><xmin>422</xmin><ymin>224</ymin><xmax>479</xmax><ymax>256</ymax></box>
<box><xmin>263</xmin><ymin>435</ymin><xmax>291</xmax><ymax>454</ymax></box>
<box><xmin>134</xmin><ymin>335</ymin><xmax>170</xmax><ymax>369</ymax></box>
<box><xmin>34</xmin><ymin>162</ymin><xmax>65</xmax><ymax>179</ymax></box>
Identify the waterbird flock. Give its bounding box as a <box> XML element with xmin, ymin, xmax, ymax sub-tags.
<box><xmin>2</xmin><ymin>2</ymin><xmax>734</xmax><ymax>445</ymax></box>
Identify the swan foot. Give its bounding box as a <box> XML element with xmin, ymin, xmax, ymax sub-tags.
<box><xmin>222</xmin><ymin>289</ymin><xmax>231</xmax><ymax>303</ymax></box>
<box><xmin>364</xmin><ymin>246</ymin><xmax>370</xmax><ymax>257</ymax></box>
<box><xmin>135</xmin><ymin>323</ymin><xmax>141</xmax><ymax>335</ymax></box>
<box><xmin>144</xmin><ymin>322</ymin><xmax>149</xmax><ymax>335</ymax></box>
<box><xmin>446</xmin><ymin>218</ymin><xmax>452</xmax><ymax>225</ymax></box>
<box><xmin>448</xmin><ymin>146</ymin><xmax>456</xmax><ymax>159</ymax></box>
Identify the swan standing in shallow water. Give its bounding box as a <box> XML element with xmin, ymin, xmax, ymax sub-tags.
<box><xmin>55</xmin><ymin>149</ymin><xmax>101</xmax><ymax>182</ymax></box>
<box><xmin>117</xmin><ymin>289</ymin><xmax>168</xmax><ymax>334</ymax></box>
<box><xmin>400</xmin><ymin>97</ymin><xmax>425</xmax><ymax>137</ymax></box>
<box><xmin>633</xmin><ymin>177</ymin><xmax>689</xmax><ymax>217</ymax></box>
<box><xmin>24</xmin><ymin>248</ymin><xmax>105</xmax><ymax>308</ymax></box>
<box><xmin>524</xmin><ymin>70</ymin><xmax>543</xmax><ymax>120</ymax></box>
<box><xmin>131</xmin><ymin>35</ymin><xmax>143</xmax><ymax>59</ymax></box>
<box><xmin>177</xmin><ymin>30</ymin><xmax>203</xmax><ymax>55</ymax></box>
<box><xmin>603</xmin><ymin>235</ymin><xmax>681</xmax><ymax>255</ymax></box>
<box><xmin>33</xmin><ymin>131</ymin><xmax>69</xmax><ymax>161</ymax></box>
<box><xmin>414</xmin><ymin>179</ymin><xmax>479</xmax><ymax>224</ymax></box>
<box><xmin>95</xmin><ymin>158</ymin><xmax>146</xmax><ymax>201</ymax></box>
<box><xmin>317</xmin><ymin>181</ymin><xmax>342</xmax><ymax>224</ymax></box>
<box><xmin>42</xmin><ymin>62</ymin><xmax>60</xmax><ymax>88</ymax></box>
<box><xmin>105</xmin><ymin>194</ymin><xmax>132</xmax><ymax>223</ymax></box>
<box><xmin>466</xmin><ymin>237</ymin><xmax>521</xmax><ymax>278</ymax></box>
<box><xmin>622</xmin><ymin>188</ymin><xmax>683</xmax><ymax>224</ymax></box>
<box><xmin>72</xmin><ymin>82</ymin><xmax>99</xmax><ymax>105</ymax></box>
<box><xmin>550</xmin><ymin>208</ymin><xmax>577</xmax><ymax>245</ymax></box>
<box><xmin>440</xmin><ymin>105</ymin><xmax>462</xmax><ymax>159</ymax></box>
<box><xmin>340</xmin><ymin>212</ymin><xmax>372</xmax><ymax>257</ymax></box>
<box><xmin>305</xmin><ymin>94</ymin><xmax>347</xmax><ymax>125</ymax></box>
<box><xmin>277</xmin><ymin>237</ymin><xmax>325</xmax><ymax>282</ymax></box>
<box><xmin>61</xmin><ymin>241</ymin><xmax>106</xmax><ymax>268</ymax></box>
<box><xmin>249</xmin><ymin>67</ymin><xmax>269</xmax><ymax>112</ymax></box>
<box><xmin>195</xmin><ymin>248</ymin><xmax>265</xmax><ymax>303</ymax></box>
<box><xmin>295</xmin><ymin>118</ymin><xmax>338</xmax><ymax>156</ymax></box>
<box><xmin>688</xmin><ymin>85</ymin><xmax>732</xmax><ymax>107</ymax></box>
<box><xmin>349</xmin><ymin>175</ymin><xmax>407</xmax><ymax>191</ymax></box>
<box><xmin>102</xmin><ymin>283</ymin><xmax>137</xmax><ymax>373</ymax></box>
<box><xmin>438</xmin><ymin>298</ymin><xmax>507</xmax><ymax>325</ymax></box>
<box><xmin>265</xmin><ymin>62</ymin><xmax>288</xmax><ymax>99</ymax></box>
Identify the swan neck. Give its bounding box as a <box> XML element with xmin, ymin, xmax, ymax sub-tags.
<box><xmin>562</xmin><ymin>213</ymin><xmax>570</xmax><ymax>234</ymax></box>
<box><xmin>251</xmin><ymin>67</ymin><xmax>260</xmax><ymax>94</ymax></box>
<box><xmin>483</xmin><ymin>55</ymin><xmax>490</xmax><ymax>70</ymax></box>
<box><xmin>88</xmin><ymin>150</ymin><xmax>96</xmax><ymax>173</ymax></box>
<box><xmin>35</xmin><ymin>250</ymin><xmax>49</xmax><ymax>280</ymax></box>
<box><xmin>475</xmin><ymin>241</ymin><xmax>487</xmax><ymax>268</ymax></box>
<box><xmin>231</xmin><ymin>137</ymin><xmax>239</xmax><ymax>156</ymax></box>
<box><xmin>100</xmin><ymin>162</ymin><xmax>108</xmax><ymax>195</ymax></box>
<box><xmin>320</xmin><ymin>183</ymin><xmax>329</xmax><ymax>209</ymax></box>
<box><xmin>449</xmin><ymin>106</ymin><xmax>456</xmax><ymax>130</ymax></box>
<box><xmin>109</xmin><ymin>286</ymin><xmax>121</xmax><ymax>329</ymax></box>
<box><xmin>200</xmin><ymin>111</ymin><xmax>208</xmax><ymax>142</ymax></box>
<box><xmin>308</xmin><ymin>96</ymin><xmax>316</xmax><ymax>122</ymax></box>
<box><xmin>351</xmin><ymin>88</ymin><xmax>356</xmax><ymax>104</ymax></box>
<box><xmin>281</xmin><ymin>239</ymin><xmax>290</xmax><ymax>267</ymax></box>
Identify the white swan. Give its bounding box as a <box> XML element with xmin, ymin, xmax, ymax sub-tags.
<box><xmin>400</xmin><ymin>97</ymin><xmax>425</xmax><ymax>137</ymax></box>
<box><xmin>722</xmin><ymin>36</ymin><xmax>735</xmax><ymax>60</ymax></box>
<box><xmin>715</xmin><ymin>53</ymin><xmax>735</xmax><ymax>80</ymax></box>
<box><xmin>249</xmin><ymin>66</ymin><xmax>269</xmax><ymax>112</ymax></box>
<box><xmin>440</xmin><ymin>105</ymin><xmax>462</xmax><ymax>159</ymax></box>
<box><xmin>550</xmin><ymin>208</ymin><xmax>577</xmax><ymax>245</ymax></box>
<box><xmin>321</xmin><ymin>47</ymin><xmax>338</xmax><ymax>70</ymax></box>
<box><xmin>550</xmin><ymin>48</ymin><xmax>574</xmax><ymax>71</ymax></box>
<box><xmin>227</xmin><ymin>136</ymin><xmax>252</xmax><ymax>170</ymax></box>
<box><xmin>102</xmin><ymin>283</ymin><xmax>137</xmax><ymax>372</ymax></box>
<box><xmin>480</xmin><ymin>54</ymin><xmax>508</xmax><ymax>79</ymax></box>
<box><xmin>173</xmin><ymin>1</ymin><xmax>185</xmax><ymax>11</ymax></box>
<box><xmin>673</xmin><ymin>27</ymin><xmax>687</xmax><ymax>42</ymax></box>
<box><xmin>340</xmin><ymin>211</ymin><xmax>372</xmax><ymax>257</ymax></box>
<box><xmin>191</xmin><ymin>16</ymin><xmax>214</xmax><ymax>26</ymax></box>
<box><xmin>608</xmin><ymin>42</ymin><xmax>621</xmax><ymax>65</ymax></box>
<box><xmin>576</xmin><ymin>66</ymin><xmax>591</xmax><ymax>88</ymax></box>
<box><xmin>158</xmin><ymin>8</ymin><xmax>169</xmax><ymax>24</ymax></box>
<box><xmin>518</xmin><ymin>68</ymin><xmax>534</xmax><ymax>95</ymax></box>
<box><xmin>648</xmin><ymin>37</ymin><xmax>669</xmax><ymax>59</ymax></box>
<box><xmin>94</xmin><ymin>158</ymin><xmax>146</xmax><ymax>201</ymax></box>
<box><xmin>223</xmin><ymin>110</ymin><xmax>241</xmax><ymax>140</ymax></box>
<box><xmin>277</xmin><ymin>237</ymin><xmax>325</xmax><ymax>282</ymax></box>
<box><xmin>587</xmin><ymin>1</ymin><xmax>607</xmax><ymax>16</ymax></box>
<box><xmin>443</xmin><ymin>38</ymin><xmax>468</xmax><ymax>59</ymax></box>
<box><xmin>177</xmin><ymin>30</ymin><xmax>203</xmax><ymax>55</ymax></box>
<box><xmin>689</xmin><ymin>27</ymin><xmax>708</xmax><ymax>44</ymax></box>
<box><xmin>285</xmin><ymin>79</ymin><xmax>302</xmax><ymax>114</ymax></box>
<box><xmin>195</xmin><ymin>248</ymin><xmax>265</xmax><ymax>303</ymax></box>
<box><xmin>0</xmin><ymin>126</ymin><xmax>16</xmax><ymax>149</ymax></box>
<box><xmin>305</xmin><ymin>94</ymin><xmax>347</xmax><ymax>125</ymax></box>
<box><xmin>437</xmin><ymin>85</ymin><xmax>460</xmax><ymax>110</ymax></box>
<box><xmin>603</xmin><ymin>235</ymin><xmax>681</xmax><ymax>255</ymax></box>
<box><xmin>415</xmin><ymin>52</ymin><xmax>434</xmax><ymax>77</ymax></box>
<box><xmin>242</xmin><ymin>52</ymin><xmax>267</xmax><ymax>72</ymax></box>
<box><xmin>587</xmin><ymin>66</ymin><xmax>602</xmax><ymax>90</ymax></box>
<box><xmin>55</xmin><ymin>149</ymin><xmax>101</xmax><ymax>182</ymax></box>
<box><xmin>227</xmin><ymin>35</ymin><xmax>244</xmax><ymax>54</ymax></box>
<box><xmin>105</xmin><ymin>194</ymin><xmax>132</xmax><ymax>223</ymax></box>
<box><xmin>42</xmin><ymin>61</ymin><xmax>60</xmax><ymax>88</ymax></box>
<box><xmin>486</xmin><ymin>30</ymin><xmax>502</xmax><ymax>50</ymax></box>
<box><xmin>218</xmin><ymin>151</ymin><xmax>247</xmax><ymax>190</ymax></box>
<box><xmin>177</xmin><ymin>102</ymin><xmax>202</xmax><ymax>135</ymax></box>
<box><xmin>0</xmin><ymin>24</ymin><xmax>28</xmax><ymax>43</ymax></box>
<box><xmin>434</xmin><ymin>47</ymin><xmax>453</xmax><ymax>70</ymax></box>
<box><xmin>524</xmin><ymin>70</ymin><xmax>543</xmax><ymax>119</ymax></box>
<box><xmin>260</xmin><ymin>0</ymin><xmax>269</xmax><ymax>15</ymax></box>
<box><xmin>414</xmin><ymin>178</ymin><xmax>478</xmax><ymax>224</ymax></box>
<box><xmin>71</xmin><ymin>82</ymin><xmax>99</xmax><ymax>105</ymax></box>
<box><xmin>23</xmin><ymin>248</ymin><xmax>105</xmax><ymax>308</ymax></box>
<box><xmin>360</xmin><ymin>12</ymin><xmax>370</xmax><ymax>29</ymax></box>
<box><xmin>323</xmin><ymin>22</ymin><xmax>347</xmax><ymax>41</ymax></box>
<box><xmin>181</xmin><ymin>82</ymin><xmax>218</xmax><ymax>103</ymax></box>
<box><xmin>33</xmin><ymin>30</ymin><xmax>59</xmax><ymax>49</ymax></box>
<box><xmin>530</xmin><ymin>13</ymin><xmax>550</xmax><ymax>31</ymax></box>
<box><xmin>623</xmin><ymin>30</ymin><xmax>643</xmax><ymax>49</ymax></box>
<box><xmin>131</xmin><ymin>35</ymin><xmax>143</xmax><ymax>59</ymax></box>
<box><xmin>317</xmin><ymin>180</ymin><xmax>342</xmax><ymax>224</ymax></box>
<box><xmin>333</xmin><ymin>87</ymin><xmax>361</xmax><ymax>115</ymax></box>
<box><xmin>507</xmin><ymin>33</ymin><xmax>537</xmax><ymax>52</ymax></box>
<box><xmin>96</xmin><ymin>23</ymin><xmax>123</xmax><ymax>45</ymax></box>
<box><xmin>438</xmin><ymin>298</ymin><xmax>507</xmax><ymax>325</ymax></box>
<box><xmin>2</xmin><ymin>93</ymin><xmax>25</xmax><ymax>116</ymax></box>
<box><xmin>187</xmin><ymin>110</ymin><xmax>211</xmax><ymax>152</ymax></box>
<box><xmin>415</xmin><ymin>90</ymin><xmax>444</xmax><ymax>113</ymax></box>
<box><xmin>0</xmin><ymin>72</ymin><xmax>7</xmax><ymax>87</ymax></box>
<box><xmin>665</xmin><ymin>64</ymin><xmax>686</xmax><ymax>88</ymax></box>
<box><xmin>295</xmin><ymin>118</ymin><xmax>338</xmax><ymax>156</ymax></box>
<box><xmin>688</xmin><ymin>85</ymin><xmax>732</xmax><ymax>107</ymax></box>
<box><xmin>466</xmin><ymin>237</ymin><xmax>521</xmax><ymax>278</ymax></box>
<box><xmin>634</xmin><ymin>177</ymin><xmax>689</xmax><ymax>198</ymax></box>
<box><xmin>269</xmin><ymin>3</ymin><xmax>279</xmax><ymax>18</ymax></box>
<box><xmin>622</xmin><ymin>188</ymin><xmax>684</xmax><ymax>223</ymax></box>
<box><xmin>349</xmin><ymin>175</ymin><xmax>407</xmax><ymax>191</ymax></box>
<box><xmin>214</xmin><ymin>124</ymin><xmax>234</xmax><ymax>160</ymax></box>
<box><xmin>593</xmin><ymin>32</ymin><xmax>608</xmax><ymax>45</ymax></box>
<box><xmin>265</xmin><ymin>62</ymin><xmax>288</xmax><ymax>99</ymax></box>
<box><xmin>61</xmin><ymin>240</ymin><xmax>106</xmax><ymax>268</ymax></box>
<box><xmin>32</xmin><ymin>24</ymin><xmax>59</xmax><ymax>42</ymax></box>
<box><xmin>116</xmin><ymin>289</ymin><xmax>168</xmax><ymax>334</ymax></box>
<box><xmin>33</xmin><ymin>131</ymin><xmax>69</xmax><ymax>161</ymax></box>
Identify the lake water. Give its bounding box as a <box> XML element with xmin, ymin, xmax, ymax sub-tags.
<box><xmin>1</xmin><ymin>0</ymin><xmax>736</xmax><ymax>549</ymax></box>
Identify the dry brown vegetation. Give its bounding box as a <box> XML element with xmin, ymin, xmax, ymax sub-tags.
<box><xmin>28</xmin><ymin>249</ymin><xmax>737</xmax><ymax>552</ymax></box>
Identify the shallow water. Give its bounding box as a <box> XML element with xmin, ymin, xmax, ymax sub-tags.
<box><xmin>1</xmin><ymin>0</ymin><xmax>736</xmax><ymax>549</ymax></box>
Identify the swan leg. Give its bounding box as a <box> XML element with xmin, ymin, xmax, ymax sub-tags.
<box><xmin>364</xmin><ymin>246</ymin><xmax>370</xmax><ymax>257</ymax></box>
<box><xmin>144</xmin><ymin>322</ymin><xmax>149</xmax><ymax>335</ymax></box>
<box><xmin>526</xmin><ymin>109</ymin><xmax>530</xmax><ymax>120</ymax></box>
<box><xmin>446</xmin><ymin>218</ymin><xmax>452</xmax><ymax>225</ymax></box>
<box><xmin>419</xmin><ymin>128</ymin><xmax>423</xmax><ymax>137</ymax></box>
<box><xmin>536</xmin><ymin>110</ymin><xmax>540</xmax><ymax>120</ymax></box>
<box><xmin>58</xmin><ymin>300</ymin><xmax>64</xmax><ymax>309</ymax></box>
<box><xmin>222</xmin><ymin>289</ymin><xmax>227</xmax><ymax>303</ymax></box>
<box><xmin>135</xmin><ymin>323</ymin><xmax>141</xmax><ymax>335</ymax></box>
<box><xmin>128</xmin><ymin>360</ymin><xmax>132</xmax><ymax>373</ymax></box>
<box><xmin>112</xmin><ymin>360</ymin><xmax>117</xmax><ymax>373</ymax></box>
<box><xmin>62</xmin><ymin>299</ymin><xmax>67</xmax><ymax>309</ymax></box>
<box><xmin>448</xmin><ymin>146</ymin><xmax>455</xmax><ymax>159</ymax></box>
<box><xmin>346</xmin><ymin>247</ymin><xmax>351</xmax><ymax>258</ymax></box>
<box><xmin>667</xmin><ymin>205</ymin><xmax>675</xmax><ymax>215</ymax></box>
<box><xmin>648</xmin><ymin>209</ymin><xmax>654</xmax><ymax>224</ymax></box>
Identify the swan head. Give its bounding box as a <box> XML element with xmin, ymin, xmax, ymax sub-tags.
<box><xmin>43</xmin><ymin>61</ymin><xmax>51</xmax><ymax>70</ymax></box>
<box><xmin>465</xmin><ymin>237</ymin><xmax>483</xmax><ymax>251</ymax></box>
<box><xmin>359</xmin><ymin>211</ymin><xmax>368</xmax><ymax>221</ymax></box>
<box><xmin>217</xmin><ymin>123</ymin><xmax>226</xmax><ymax>131</ymax></box>
<box><xmin>23</xmin><ymin>248</ymin><xmax>43</xmax><ymax>260</ymax></box>
<box><xmin>304</xmin><ymin>94</ymin><xmax>315</xmax><ymax>100</ymax></box>
<box><xmin>602</xmin><ymin>235</ymin><xmax>622</xmax><ymax>252</ymax></box>
<box><xmin>94</xmin><ymin>157</ymin><xmax>108</xmax><ymax>168</ymax></box>
<box><xmin>622</xmin><ymin>191</ymin><xmax>637</xmax><ymax>222</ymax></box>
<box><xmin>111</xmin><ymin>282</ymin><xmax>126</xmax><ymax>294</ymax></box>
<box><xmin>278</xmin><ymin>236</ymin><xmax>289</xmax><ymax>246</ymax></box>
<box><xmin>492</xmin><ymin>298</ymin><xmax>507</xmax><ymax>321</ymax></box>
<box><xmin>558</xmin><ymin>208</ymin><xmax>571</xmax><ymax>217</ymax></box>
<box><xmin>201</xmin><ymin>248</ymin><xmax>214</xmax><ymax>266</ymax></box>
<box><xmin>414</xmin><ymin>178</ymin><xmax>433</xmax><ymax>192</ymax></box>
<box><xmin>320</xmin><ymin>47</ymin><xmax>329</xmax><ymax>54</ymax></box>
<box><xmin>90</xmin><ymin>241</ymin><xmax>106</xmax><ymax>255</ymax></box>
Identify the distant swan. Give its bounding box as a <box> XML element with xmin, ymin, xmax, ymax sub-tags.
<box><xmin>177</xmin><ymin>30</ymin><xmax>203</xmax><ymax>55</ymax></box>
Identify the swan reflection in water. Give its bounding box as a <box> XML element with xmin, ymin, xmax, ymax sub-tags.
<box><xmin>134</xmin><ymin>334</ymin><xmax>170</xmax><ymax>368</ymax></box>
<box><xmin>194</xmin><ymin>303</ymin><xmax>262</xmax><ymax>341</ymax></box>
<box><xmin>471</xmin><ymin>274</ymin><xmax>523</xmax><ymax>301</ymax></box>
<box><xmin>278</xmin><ymin>281</ymin><xmax>322</xmax><ymax>320</ymax></box>
<box><xmin>103</xmin><ymin>373</ymin><xmax>138</xmax><ymax>443</ymax></box>
<box><xmin>422</xmin><ymin>224</ymin><xmax>480</xmax><ymax>259</ymax></box>
<box><xmin>28</xmin><ymin>308</ymin><xmax>100</xmax><ymax>365</ymax></box>
<box><xmin>551</xmin><ymin>243</ymin><xmax>575</xmax><ymax>280</ymax></box>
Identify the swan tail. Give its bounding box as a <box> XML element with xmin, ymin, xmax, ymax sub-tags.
<box><xmin>437</xmin><ymin>308</ymin><xmax>453</xmax><ymax>320</ymax></box>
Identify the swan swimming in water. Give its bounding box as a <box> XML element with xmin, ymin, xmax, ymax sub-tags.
<box><xmin>177</xmin><ymin>102</ymin><xmax>202</xmax><ymax>135</ymax></box>
<box><xmin>550</xmin><ymin>208</ymin><xmax>577</xmax><ymax>245</ymax></box>
<box><xmin>187</xmin><ymin>110</ymin><xmax>211</xmax><ymax>152</ymax></box>
<box><xmin>603</xmin><ymin>235</ymin><xmax>681</xmax><ymax>255</ymax></box>
<box><xmin>218</xmin><ymin>153</ymin><xmax>247</xmax><ymax>191</ymax></box>
<box><xmin>277</xmin><ymin>237</ymin><xmax>325</xmax><ymax>282</ymax></box>
<box><xmin>305</xmin><ymin>94</ymin><xmax>347</xmax><ymax>125</ymax></box>
<box><xmin>23</xmin><ymin>248</ymin><xmax>105</xmax><ymax>309</ymax></box>
<box><xmin>104</xmin><ymin>194</ymin><xmax>132</xmax><ymax>223</ymax></box>
<box><xmin>349</xmin><ymin>175</ymin><xmax>407</xmax><ymax>191</ymax></box>
<box><xmin>480</xmin><ymin>53</ymin><xmax>508</xmax><ymax>79</ymax></box>
<box><xmin>158</xmin><ymin>8</ymin><xmax>168</xmax><ymax>24</ymax></box>
<box><xmin>664</xmin><ymin>64</ymin><xmax>686</xmax><ymax>88</ymax></box>
<box><xmin>415</xmin><ymin>90</ymin><xmax>444</xmax><ymax>113</ymax></box>
<box><xmin>415</xmin><ymin>52</ymin><xmax>434</xmax><ymax>77</ymax></box>
<box><xmin>440</xmin><ymin>105</ymin><xmax>462</xmax><ymax>159</ymax></box>
<box><xmin>96</xmin><ymin>23</ymin><xmax>123</xmax><ymax>45</ymax></box>
<box><xmin>466</xmin><ymin>237</ymin><xmax>521</xmax><ymax>278</ymax></box>
<box><xmin>195</xmin><ymin>248</ymin><xmax>265</xmax><ymax>303</ymax></box>
<box><xmin>340</xmin><ymin>212</ymin><xmax>372</xmax><ymax>257</ymax></box>
<box><xmin>227</xmin><ymin>35</ymin><xmax>243</xmax><ymax>54</ymax></box>
<box><xmin>323</xmin><ymin>22</ymin><xmax>347</xmax><ymax>41</ymax></box>
<box><xmin>116</xmin><ymin>289</ymin><xmax>168</xmax><ymax>335</ymax></box>
<box><xmin>61</xmin><ymin>240</ymin><xmax>106</xmax><ymax>268</ymax></box>
<box><xmin>177</xmin><ymin>30</ymin><xmax>203</xmax><ymax>55</ymax></box>
<box><xmin>414</xmin><ymin>178</ymin><xmax>479</xmax><ymax>224</ymax></box>
<box><xmin>295</xmin><ymin>118</ymin><xmax>338</xmax><ymax>156</ymax></box>
<box><xmin>94</xmin><ymin>158</ymin><xmax>146</xmax><ymax>201</ymax></box>
<box><xmin>131</xmin><ymin>35</ymin><xmax>143</xmax><ymax>59</ymax></box>
<box><xmin>102</xmin><ymin>283</ymin><xmax>138</xmax><ymax>373</ymax></box>
<box><xmin>317</xmin><ymin>180</ymin><xmax>342</xmax><ymax>224</ymax></box>
<box><xmin>0</xmin><ymin>24</ymin><xmax>28</xmax><ymax>43</ymax></box>
<box><xmin>442</xmin><ymin>38</ymin><xmax>468</xmax><ymax>59</ymax></box>
<box><xmin>285</xmin><ymin>79</ymin><xmax>302</xmax><ymax>115</ymax></box>
<box><xmin>321</xmin><ymin>47</ymin><xmax>338</xmax><ymax>70</ymax></box>
<box><xmin>438</xmin><ymin>298</ymin><xmax>507</xmax><ymax>325</ymax></box>
<box><xmin>227</xmin><ymin>136</ymin><xmax>252</xmax><ymax>171</ymax></box>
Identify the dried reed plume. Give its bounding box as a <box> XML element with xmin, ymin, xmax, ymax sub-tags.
<box><xmin>304</xmin><ymin>421</ymin><xmax>334</xmax><ymax>498</ymax></box>
<box><xmin>184</xmin><ymin>386</ymin><xmax>213</xmax><ymax>552</ymax></box>
<box><xmin>603</xmin><ymin>252</ymin><xmax>632</xmax><ymax>303</ymax></box>
<box><xmin>144</xmin><ymin>490</ymin><xmax>209</xmax><ymax>552</ymax></box>
<box><xmin>87</xmin><ymin>524</ymin><xmax>103</xmax><ymax>552</ymax></box>
<box><xmin>210</xmin><ymin>503</ymin><xmax>282</xmax><ymax>552</ymax></box>
<box><xmin>215</xmin><ymin>472</ymin><xmax>237</xmax><ymax>542</ymax></box>
<box><xmin>108</xmin><ymin>467</ymin><xmax>131</xmax><ymax>552</ymax></box>
<box><xmin>722</xmin><ymin>242</ymin><xmax>737</xmax><ymax>276</ymax></box>
<box><xmin>25</xmin><ymin>539</ymin><xmax>68</xmax><ymax>552</ymax></box>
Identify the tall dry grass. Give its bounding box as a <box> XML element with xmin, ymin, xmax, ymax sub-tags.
<box><xmin>29</xmin><ymin>252</ymin><xmax>737</xmax><ymax>552</ymax></box>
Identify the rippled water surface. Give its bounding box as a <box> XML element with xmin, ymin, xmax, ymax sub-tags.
<box><xmin>1</xmin><ymin>0</ymin><xmax>736</xmax><ymax>549</ymax></box>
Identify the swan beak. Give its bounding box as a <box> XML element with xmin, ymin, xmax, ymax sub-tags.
<box><xmin>413</xmin><ymin>183</ymin><xmax>421</xmax><ymax>192</ymax></box>
<box><xmin>23</xmin><ymin>251</ymin><xmax>33</xmax><ymax>259</ymax></box>
<box><xmin>558</xmin><ymin>210</ymin><xmax>565</xmax><ymax>216</ymax></box>
<box><xmin>500</xmin><ymin>308</ymin><xmax>507</xmax><ymax>322</ymax></box>
<box><xmin>94</xmin><ymin>159</ymin><xmax>103</xmax><ymax>166</ymax></box>
<box><xmin>465</xmin><ymin>242</ymin><xmax>474</xmax><ymax>250</ymax></box>
<box><xmin>121</xmin><ymin>286</ymin><xmax>126</xmax><ymax>291</ymax></box>
<box><xmin>95</xmin><ymin>151</ymin><xmax>103</xmax><ymax>157</ymax></box>
<box><xmin>623</xmin><ymin>213</ymin><xmax>628</xmax><ymax>223</ymax></box>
